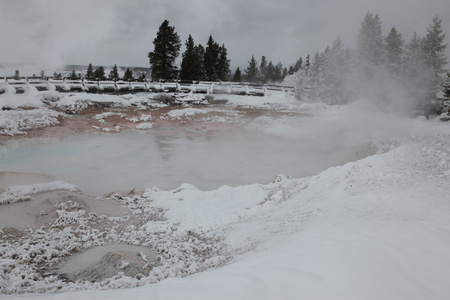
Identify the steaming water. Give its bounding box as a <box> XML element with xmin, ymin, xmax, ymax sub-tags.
<box><xmin>0</xmin><ymin>126</ymin><xmax>374</xmax><ymax>196</ymax></box>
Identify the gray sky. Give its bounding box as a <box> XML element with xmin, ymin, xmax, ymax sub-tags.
<box><xmin>1</xmin><ymin>0</ymin><xmax>449</xmax><ymax>72</ymax></box>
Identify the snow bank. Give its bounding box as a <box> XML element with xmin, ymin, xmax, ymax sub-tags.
<box><xmin>0</xmin><ymin>94</ymin><xmax>44</xmax><ymax>109</ymax></box>
<box><xmin>28</xmin><ymin>122</ymin><xmax>450</xmax><ymax>299</ymax></box>
<box><xmin>0</xmin><ymin>181</ymin><xmax>78</xmax><ymax>205</ymax></box>
<box><xmin>165</xmin><ymin>107</ymin><xmax>211</xmax><ymax>119</ymax></box>
<box><xmin>136</xmin><ymin>122</ymin><xmax>153</xmax><ymax>130</ymax></box>
<box><xmin>0</xmin><ymin>109</ymin><xmax>60</xmax><ymax>136</ymax></box>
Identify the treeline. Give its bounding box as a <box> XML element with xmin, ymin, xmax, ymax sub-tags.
<box><xmin>11</xmin><ymin>65</ymin><xmax>146</xmax><ymax>82</ymax></box>
<box><xmin>62</xmin><ymin>64</ymin><xmax>146</xmax><ymax>81</ymax></box>
<box><xmin>291</xmin><ymin>13</ymin><xmax>448</xmax><ymax>113</ymax></box>
<box><xmin>148</xmin><ymin>20</ymin><xmax>297</xmax><ymax>83</ymax></box>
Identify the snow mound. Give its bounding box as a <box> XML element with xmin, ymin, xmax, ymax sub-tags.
<box><xmin>0</xmin><ymin>108</ymin><xmax>60</xmax><ymax>136</ymax></box>
<box><xmin>136</xmin><ymin>122</ymin><xmax>153</xmax><ymax>130</ymax></box>
<box><xmin>0</xmin><ymin>181</ymin><xmax>78</xmax><ymax>205</ymax></box>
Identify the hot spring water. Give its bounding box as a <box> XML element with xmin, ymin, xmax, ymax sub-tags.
<box><xmin>0</xmin><ymin>127</ymin><xmax>373</xmax><ymax>196</ymax></box>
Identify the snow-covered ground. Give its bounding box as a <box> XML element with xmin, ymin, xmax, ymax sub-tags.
<box><xmin>1</xmin><ymin>91</ymin><xmax>450</xmax><ymax>299</ymax></box>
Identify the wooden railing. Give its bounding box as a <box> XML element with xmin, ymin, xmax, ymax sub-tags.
<box><xmin>0</xmin><ymin>77</ymin><xmax>295</xmax><ymax>97</ymax></box>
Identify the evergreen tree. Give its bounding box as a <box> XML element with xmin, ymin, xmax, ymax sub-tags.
<box><xmin>320</xmin><ymin>37</ymin><xmax>350</xmax><ymax>104</ymax></box>
<box><xmin>109</xmin><ymin>64</ymin><xmax>120</xmax><ymax>81</ymax></box>
<box><xmin>265</xmin><ymin>61</ymin><xmax>276</xmax><ymax>82</ymax></box>
<box><xmin>289</xmin><ymin>57</ymin><xmax>303</xmax><ymax>75</ymax></box>
<box><xmin>13</xmin><ymin>70</ymin><xmax>20</xmax><ymax>80</ymax></box>
<box><xmin>259</xmin><ymin>56</ymin><xmax>267</xmax><ymax>82</ymax></box>
<box><xmin>40</xmin><ymin>70</ymin><xmax>46</xmax><ymax>79</ymax></box>
<box><xmin>403</xmin><ymin>32</ymin><xmax>434</xmax><ymax>105</ymax></box>
<box><xmin>86</xmin><ymin>63</ymin><xmax>94</xmax><ymax>80</ymax></box>
<box><xmin>180</xmin><ymin>34</ymin><xmax>200</xmax><ymax>80</ymax></box>
<box><xmin>245</xmin><ymin>55</ymin><xmax>259</xmax><ymax>82</ymax></box>
<box><xmin>148</xmin><ymin>20</ymin><xmax>181</xmax><ymax>80</ymax></box>
<box><xmin>197</xmin><ymin>44</ymin><xmax>206</xmax><ymax>80</ymax></box>
<box><xmin>69</xmin><ymin>69</ymin><xmax>78</xmax><ymax>80</ymax></box>
<box><xmin>385</xmin><ymin>27</ymin><xmax>404</xmax><ymax>74</ymax></box>
<box><xmin>93</xmin><ymin>66</ymin><xmax>106</xmax><ymax>81</ymax></box>
<box><xmin>204</xmin><ymin>35</ymin><xmax>220</xmax><ymax>81</ymax></box>
<box><xmin>305</xmin><ymin>55</ymin><xmax>310</xmax><ymax>71</ymax></box>
<box><xmin>283</xmin><ymin>67</ymin><xmax>288</xmax><ymax>79</ymax></box>
<box><xmin>216</xmin><ymin>44</ymin><xmax>231</xmax><ymax>81</ymax></box>
<box><xmin>53</xmin><ymin>72</ymin><xmax>62</xmax><ymax>80</ymax></box>
<box><xmin>232</xmin><ymin>67</ymin><xmax>242</xmax><ymax>82</ymax></box>
<box><xmin>424</xmin><ymin>16</ymin><xmax>448</xmax><ymax>81</ymax></box>
<box><xmin>274</xmin><ymin>62</ymin><xmax>284</xmax><ymax>82</ymax></box>
<box><xmin>123</xmin><ymin>69</ymin><xmax>134</xmax><ymax>81</ymax></box>
<box><xmin>357</xmin><ymin>12</ymin><xmax>384</xmax><ymax>66</ymax></box>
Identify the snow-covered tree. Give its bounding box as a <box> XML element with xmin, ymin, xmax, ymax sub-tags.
<box><xmin>424</xmin><ymin>16</ymin><xmax>448</xmax><ymax>85</ymax></box>
<box><xmin>357</xmin><ymin>12</ymin><xmax>384</xmax><ymax>66</ymax></box>
<box><xmin>385</xmin><ymin>27</ymin><xmax>404</xmax><ymax>74</ymax></box>
<box><xmin>320</xmin><ymin>37</ymin><xmax>350</xmax><ymax>104</ymax></box>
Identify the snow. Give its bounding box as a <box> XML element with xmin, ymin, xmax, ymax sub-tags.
<box><xmin>1</xmin><ymin>91</ymin><xmax>450</xmax><ymax>299</ymax></box>
<box><xmin>135</xmin><ymin>122</ymin><xmax>153</xmax><ymax>130</ymax></box>
<box><xmin>0</xmin><ymin>181</ymin><xmax>78</xmax><ymax>205</ymax></box>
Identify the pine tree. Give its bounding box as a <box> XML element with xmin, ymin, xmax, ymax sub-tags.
<box><xmin>123</xmin><ymin>69</ymin><xmax>134</xmax><ymax>81</ymax></box>
<box><xmin>274</xmin><ymin>62</ymin><xmax>284</xmax><ymax>82</ymax></box>
<box><xmin>403</xmin><ymin>32</ymin><xmax>434</xmax><ymax>105</ymax></box>
<box><xmin>424</xmin><ymin>16</ymin><xmax>448</xmax><ymax>81</ymax></box>
<box><xmin>86</xmin><ymin>63</ymin><xmax>94</xmax><ymax>80</ymax></box>
<box><xmin>109</xmin><ymin>64</ymin><xmax>120</xmax><ymax>81</ymax></box>
<box><xmin>357</xmin><ymin>12</ymin><xmax>384</xmax><ymax>66</ymax></box>
<box><xmin>13</xmin><ymin>70</ymin><xmax>20</xmax><ymax>80</ymax></box>
<box><xmin>216</xmin><ymin>44</ymin><xmax>230</xmax><ymax>81</ymax></box>
<box><xmin>265</xmin><ymin>61</ymin><xmax>276</xmax><ymax>82</ymax></box>
<box><xmin>289</xmin><ymin>57</ymin><xmax>303</xmax><ymax>75</ymax></box>
<box><xmin>93</xmin><ymin>67</ymin><xmax>106</xmax><ymax>81</ymax></box>
<box><xmin>385</xmin><ymin>27</ymin><xmax>404</xmax><ymax>74</ymax></box>
<box><xmin>196</xmin><ymin>44</ymin><xmax>206</xmax><ymax>80</ymax></box>
<box><xmin>245</xmin><ymin>55</ymin><xmax>259</xmax><ymax>82</ymax></box>
<box><xmin>70</xmin><ymin>69</ymin><xmax>78</xmax><ymax>80</ymax></box>
<box><xmin>53</xmin><ymin>72</ymin><xmax>62</xmax><ymax>80</ymax></box>
<box><xmin>305</xmin><ymin>55</ymin><xmax>310</xmax><ymax>71</ymax></box>
<box><xmin>148</xmin><ymin>20</ymin><xmax>181</xmax><ymax>80</ymax></box>
<box><xmin>259</xmin><ymin>56</ymin><xmax>267</xmax><ymax>82</ymax></box>
<box><xmin>204</xmin><ymin>35</ymin><xmax>220</xmax><ymax>81</ymax></box>
<box><xmin>180</xmin><ymin>34</ymin><xmax>199</xmax><ymax>80</ymax></box>
<box><xmin>232</xmin><ymin>67</ymin><xmax>242</xmax><ymax>82</ymax></box>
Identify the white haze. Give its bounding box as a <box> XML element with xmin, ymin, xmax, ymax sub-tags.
<box><xmin>0</xmin><ymin>0</ymin><xmax>449</xmax><ymax>72</ymax></box>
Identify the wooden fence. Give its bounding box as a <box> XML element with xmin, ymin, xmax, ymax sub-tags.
<box><xmin>0</xmin><ymin>77</ymin><xmax>295</xmax><ymax>97</ymax></box>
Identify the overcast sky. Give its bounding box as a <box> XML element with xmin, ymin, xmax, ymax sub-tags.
<box><xmin>1</xmin><ymin>0</ymin><xmax>449</xmax><ymax>73</ymax></box>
